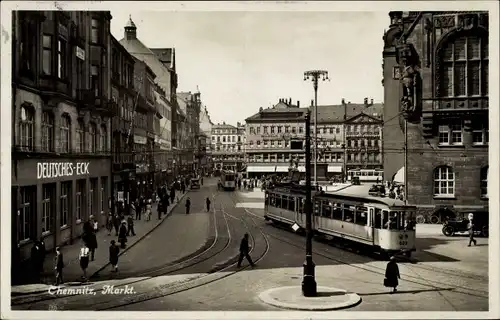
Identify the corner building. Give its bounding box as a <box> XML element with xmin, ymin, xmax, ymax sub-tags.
<box><xmin>11</xmin><ymin>11</ymin><xmax>113</xmax><ymax>273</ymax></box>
<box><xmin>382</xmin><ymin>11</ymin><xmax>489</xmax><ymax>222</ymax></box>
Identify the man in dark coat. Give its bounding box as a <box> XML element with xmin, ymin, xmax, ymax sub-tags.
<box><xmin>135</xmin><ymin>199</ymin><xmax>142</xmax><ymax>220</ymax></box>
<box><xmin>109</xmin><ymin>240</ymin><xmax>120</xmax><ymax>272</ymax></box>
<box><xmin>185</xmin><ymin>197</ymin><xmax>191</xmax><ymax>214</ymax></box>
<box><xmin>157</xmin><ymin>201</ymin><xmax>163</xmax><ymax>220</ymax></box>
<box><xmin>118</xmin><ymin>221</ymin><xmax>127</xmax><ymax>249</ymax></box>
<box><xmin>54</xmin><ymin>247</ymin><xmax>64</xmax><ymax>285</ymax></box>
<box><xmin>206</xmin><ymin>197</ymin><xmax>211</xmax><ymax>212</ymax></box>
<box><xmin>127</xmin><ymin>215</ymin><xmax>136</xmax><ymax>236</ymax></box>
<box><xmin>170</xmin><ymin>188</ymin><xmax>175</xmax><ymax>204</ymax></box>
<box><xmin>30</xmin><ymin>240</ymin><xmax>44</xmax><ymax>281</ymax></box>
<box><xmin>83</xmin><ymin>231</ymin><xmax>97</xmax><ymax>261</ymax></box>
<box><xmin>384</xmin><ymin>256</ymin><xmax>400</xmax><ymax>293</ymax></box>
<box><xmin>237</xmin><ymin>233</ymin><xmax>255</xmax><ymax>268</ymax></box>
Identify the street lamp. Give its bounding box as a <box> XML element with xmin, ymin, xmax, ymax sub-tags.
<box><xmin>301</xmin><ymin>110</ymin><xmax>317</xmax><ymax>297</ymax></box>
<box><xmin>304</xmin><ymin>70</ymin><xmax>329</xmax><ymax>187</ymax></box>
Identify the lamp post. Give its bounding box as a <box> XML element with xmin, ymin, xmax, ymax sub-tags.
<box><xmin>304</xmin><ymin>70</ymin><xmax>329</xmax><ymax>187</ymax></box>
<box><xmin>301</xmin><ymin>110</ymin><xmax>317</xmax><ymax>297</ymax></box>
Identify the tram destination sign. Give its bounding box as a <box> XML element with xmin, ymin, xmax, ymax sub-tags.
<box><xmin>37</xmin><ymin>162</ymin><xmax>90</xmax><ymax>180</ymax></box>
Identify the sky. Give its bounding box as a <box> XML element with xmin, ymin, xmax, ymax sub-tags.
<box><xmin>110</xmin><ymin>11</ymin><xmax>388</xmax><ymax>126</ymax></box>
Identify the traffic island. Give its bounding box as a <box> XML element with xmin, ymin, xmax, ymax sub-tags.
<box><xmin>258</xmin><ymin>286</ymin><xmax>361</xmax><ymax>311</ymax></box>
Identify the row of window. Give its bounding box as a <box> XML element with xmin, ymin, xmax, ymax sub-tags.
<box><xmin>213</xmin><ymin>128</ymin><xmax>239</xmax><ymax>134</ymax></box>
<box><xmin>266</xmin><ymin>194</ymin><xmax>409</xmax><ymax>230</ymax></box>
<box><xmin>214</xmin><ymin>145</ymin><xmax>242</xmax><ymax>152</ymax></box>
<box><xmin>212</xmin><ymin>135</ymin><xmax>243</xmax><ymax>143</ymax></box>
<box><xmin>346</xmin><ymin>124</ymin><xmax>381</xmax><ymax>133</ymax></box>
<box><xmin>110</xmin><ymin>49</ymin><xmax>134</xmax><ymax>89</ymax></box>
<box><xmin>248</xmin><ymin>125</ymin><xmax>305</xmax><ymax>135</ymax></box>
<box><xmin>19</xmin><ymin>106</ymin><xmax>107</xmax><ymax>153</ymax></box>
<box><xmin>17</xmin><ymin>177</ymin><xmax>108</xmax><ymax>243</ymax></box>
<box><xmin>438</xmin><ymin>120</ymin><xmax>488</xmax><ymax>146</ymax></box>
<box><xmin>433</xmin><ymin>166</ymin><xmax>488</xmax><ymax>198</ymax></box>
<box><xmin>213</xmin><ymin>155</ymin><xmax>245</xmax><ymax>162</ymax></box>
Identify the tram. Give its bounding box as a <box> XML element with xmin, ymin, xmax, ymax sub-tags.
<box><xmin>219</xmin><ymin>170</ymin><xmax>236</xmax><ymax>191</ymax></box>
<box><xmin>264</xmin><ymin>183</ymin><xmax>416</xmax><ymax>258</ymax></box>
<box><xmin>347</xmin><ymin>169</ymin><xmax>384</xmax><ymax>183</ymax></box>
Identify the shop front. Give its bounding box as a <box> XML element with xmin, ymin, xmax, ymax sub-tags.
<box><xmin>12</xmin><ymin>158</ymin><xmax>112</xmax><ymax>262</ymax></box>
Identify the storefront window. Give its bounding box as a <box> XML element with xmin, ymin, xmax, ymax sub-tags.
<box><xmin>76</xmin><ymin>179</ymin><xmax>85</xmax><ymax>223</ymax></box>
<box><xmin>42</xmin><ymin>184</ymin><xmax>55</xmax><ymax>234</ymax></box>
<box><xmin>60</xmin><ymin>182</ymin><xmax>71</xmax><ymax>227</ymax></box>
<box><xmin>19</xmin><ymin>186</ymin><xmax>36</xmax><ymax>242</ymax></box>
<box><xmin>89</xmin><ymin>178</ymin><xmax>97</xmax><ymax>218</ymax></box>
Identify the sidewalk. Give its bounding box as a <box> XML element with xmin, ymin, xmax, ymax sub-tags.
<box><xmin>11</xmin><ymin>191</ymin><xmax>189</xmax><ymax>296</ymax></box>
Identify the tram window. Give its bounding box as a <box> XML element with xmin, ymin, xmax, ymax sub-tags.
<box><xmin>322</xmin><ymin>201</ymin><xmax>332</xmax><ymax>218</ymax></box>
<box><xmin>280</xmin><ymin>195</ymin><xmax>287</xmax><ymax>210</ymax></box>
<box><xmin>265</xmin><ymin>194</ymin><xmax>269</xmax><ymax>206</ymax></box>
<box><xmin>270</xmin><ymin>194</ymin><xmax>276</xmax><ymax>207</ymax></box>
<box><xmin>314</xmin><ymin>201</ymin><xmax>320</xmax><ymax>216</ymax></box>
<box><xmin>355</xmin><ymin>206</ymin><xmax>368</xmax><ymax>226</ymax></box>
<box><xmin>374</xmin><ymin>208</ymin><xmax>382</xmax><ymax>228</ymax></box>
<box><xmin>343</xmin><ymin>206</ymin><xmax>354</xmax><ymax>222</ymax></box>
<box><xmin>404</xmin><ymin>211</ymin><xmax>416</xmax><ymax>231</ymax></box>
<box><xmin>391</xmin><ymin>211</ymin><xmax>410</xmax><ymax>231</ymax></box>
<box><xmin>383</xmin><ymin>210</ymin><xmax>398</xmax><ymax>230</ymax></box>
<box><xmin>289</xmin><ymin>197</ymin><xmax>296</xmax><ymax>212</ymax></box>
<box><xmin>332</xmin><ymin>203</ymin><xmax>343</xmax><ymax>220</ymax></box>
<box><xmin>298</xmin><ymin>198</ymin><xmax>304</xmax><ymax>213</ymax></box>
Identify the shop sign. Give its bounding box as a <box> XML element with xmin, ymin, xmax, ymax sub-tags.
<box><xmin>37</xmin><ymin>162</ymin><xmax>90</xmax><ymax>180</ymax></box>
<box><xmin>134</xmin><ymin>135</ymin><xmax>147</xmax><ymax>145</ymax></box>
<box><xmin>76</xmin><ymin>46</ymin><xmax>85</xmax><ymax>60</ymax></box>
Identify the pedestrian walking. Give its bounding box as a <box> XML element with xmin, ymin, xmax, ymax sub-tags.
<box><xmin>468</xmin><ymin>218</ymin><xmax>477</xmax><ymax>247</ymax></box>
<box><xmin>113</xmin><ymin>213</ymin><xmax>120</xmax><ymax>236</ymax></box>
<box><xmin>237</xmin><ymin>233</ymin><xmax>255</xmax><ymax>268</ymax></box>
<box><xmin>54</xmin><ymin>247</ymin><xmax>64</xmax><ymax>285</ymax></box>
<box><xmin>118</xmin><ymin>221</ymin><xmax>128</xmax><ymax>249</ymax></box>
<box><xmin>86</xmin><ymin>231</ymin><xmax>97</xmax><ymax>261</ymax></box>
<box><xmin>109</xmin><ymin>240</ymin><xmax>120</xmax><ymax>272</ymax></box>
<box><xmin>106</xmin><ymin>213</ymin><xmax>113</xmax><ymax>235</ymax></box>
<box><xmin>384</xmin><ymin>256</ymin><xmax>400</xmax><ymax>293</ymax></box>
<box><xmin>206</xmin><ymin>197</ymin><xmax>211</xmax><ymax>212</ymax></box>
<box><xmin>92</xmin><ymin>215</ymin><xmax>99</xmax><ymax>233</ymax></box>
<box><xmin>134</xmin><ymin>200</ymin><xmax>141</xmax><ymax>220</ymax></box>
<box><xmin>79</xmin><ymin>245</ymin><xmax>90</xmax><ymax>281</ymax></box>
<box><xmin>127</xmin><ymin>215</ymin><xmax>136</xmax><ymax>236</ymax></box>
<box><xmin>185</xmin><ymin>197</ymin><xmax>191</xmax><ymax>214</ymax></box>
<box><xmin>201</xmin><ymin>177</ymin><xmax>204</xmax><ymax>185</ymax></box>
<box><xmin>145</xmin><ymin>199</ymin><xmax>152</xmax><ymax>221</ymax></box>
<box><xmin>170</xmin><ymin>188</ymin><xmax>175</xmax><ymax>204</ymax></box>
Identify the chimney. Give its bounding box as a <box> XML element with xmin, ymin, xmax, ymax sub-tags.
<box><xmin>289</xmin><ymin>98</ymin><xmax>292</xmax><ymax>105</ymax></box>
<box><xmin>124</xmin><ymin>15</ymin><xmax>137</xmax><ymax>40</ymax></box>
<box><xmin>311</xmin><ymin>99</ymin><xmax>314</xmax><ymax>107</ymax></box>
<box><xmin>341</xmin><ymin>98</ymin><xmax>345</xmax><ymax>105</ymax></box>
<box><xmin>364</xmin><ymin>97</ymin><xmax>368</xmax><ymax>105</ymax></box>
<box><xmin>297</xmin><ymin>100</ymin><xmax>300</xmax><ymax>107</ymax></box>
<box><xmin>371</xmin><ymin>98</ymin><xmax>374</xmax><ymax>105</ymax></box>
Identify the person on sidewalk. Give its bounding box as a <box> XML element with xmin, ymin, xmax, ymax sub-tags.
<box><xmin>163</xmin><ymin>195</ymin><xmax>170</xmax><ymax>214</ymax></box>
<box><xmin>384</xmin><ymin>256</ymin><xmax>400</xmax><ymax>293</ymax></box>
<box><xmin>157</xmin><ymin>201</ymin><xmax>163</xmax><ymax>220</ymax></box>
<box><xmin>109</xmin><ymin>240</ymin><xmax>120</xmax><ymax>273</ymax></box>
<box><xmin>134</xmin><ymin>199</ymin><xmax>141</xmax><ymax>220</ymax></box>
<box><xmin>206</xmin><ymin>197</ymin><xmax>211</xmax><ymax>212</ymax></box>
<box><xmin>145</xmin><ymin>199</ymin><xmax>152</xmax><ymax>221</ymax></box>
<box><xmin>92</xmin><ymin>215</ymin><xmax>99</xmax><ymax>233</ymax></box>
<box><xmin>118</xmin><ymin>221</ymin><xmax>128</xmax><ymax>249</ymax></box>
<box><xmin>113</xmin><ymin>213</ymin><xmax>121</xmax><ymax>236</ymax></box>
<box><xmin>468</xmin><ymin>218</ymin><xmax>477</xmax><ymax>247</ymax></box>
<box><xmin>170</xmin><ymin>188</ymin><xmax>175</xmax><ymax>205</ymax></box>
<box><xmin>106</xmin><ymin>213</ymin><xmax>113</xmax><ymax>236</ymax></box>
<box><xmin>185</xmin><ymin>197</ymin><xmax>191</xmax><ymax>215</ymax></box>
<box><xmin>30</xmin><ymin>240</ymin><xmax>44</xmax><ymax>282</ymax></box>
<box><xmin>79</xmin><ymin>245</ymin><xmax>90</xmax><ymax>281</ymax></box>
<box><xmin>54</xmin><ymin>247</ymin><xmax>64</xmax><ymax>285</ymax></box>
<box><xmin>127</xmin><ymin>215</ymin><xmax>136</xmax><ymax>236</ymax></box>
<box><xmin>237</xmin><ymin>233</ymin><xmax>255</xmax><ymax>268</ymax></box>
<box><xmin>83</xmin><ymin>229</ymin><xmax>98</xmax><ymax>261</ymax></box>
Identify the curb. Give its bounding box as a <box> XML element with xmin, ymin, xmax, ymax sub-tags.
<box><xmin>258</xmin><ymin>286</ymin><xmax>362</xmax><ymax>311</ymax></box>
<box><xmin>89</xmin><ymin>192</ymin><xmax>189</xmax><ymax>278</ymax></box>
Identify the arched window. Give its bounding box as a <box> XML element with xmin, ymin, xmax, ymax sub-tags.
<box><xmin>60</xmin><ymin>115</ymin><xmax>70</xmax><ymax>153</ymax></box>
<box><xmin>41</xmin><ymin>111</ymin><xmax>54</xmax><ymax>152</ymax></box>
<box><xmin>76</xmin><ymin>119</ymin><xmax>85</xmax><ymax>153</ymax></box>
<box><xmin>438</xmin><ymin>32</ymin><xmax>488</xmax><ymax>97</ymax></box>
<box><xmin>480</xmin><ymin>166</ymin><xmax>488</xmax><ymax>198</ymax></box>
<box><xmin>19</xmin><ymin>105</ymin><xmax>34</xmax><ymax>151</ymax></box>
<box><xmin>89</xmin><ymin>123</ymin><xmax>97</xmax><ymax>153</ymax></box>
<box><xmin>434</xmin><ymin>166</ymin><xmax>455</xmax><ymax>197</ymax></box>
<box><xmin>100</xmin><ymin>125</ymin><xmax>107</xmax><ymax>152</ymax></box>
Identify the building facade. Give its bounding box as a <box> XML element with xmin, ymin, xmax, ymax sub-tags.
<box><xmin>131</xmin><ymin>57</ymin><xmax>156</xmax><ymax>199</ymax></box>
<box><xmin>199</xmin><ymin>106</ymin><xmax>214</xmax><ymax>173</ymax></box>
<box><xmin>154</xmin><ymin>84</ymin><xmax>173</xmax><ymax>185</ymax></box>
<box><xmin>118</xmin><ymin>16</ymin><xmax>180</xmax><ymax>177</ymax></box>
<box><xmin>244</xmin><ymin>98</ymin><xmax>309</xmax><ymax>177</ymax></box>
<box><xmin>382</xmin><ymin>11</ymin><xmax>489</xmax><ymax>221</ymax></box>
<box><xmin>211</xmin><ymin>122</ymin><xmax>246</xmax><ymax>172</ymax></box>
<box><xmin>110</xmin><ymin>35</ymin><xmax>136</xmax><ymax>211</ymax></box>
<box><xmin>11</xmin><ymin>11</ymin><xmax>113</xmax><ymax>273</ymax></box>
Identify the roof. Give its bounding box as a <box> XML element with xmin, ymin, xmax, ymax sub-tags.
<box><xmin>213</xmin><ymin>123</ymin><xmax>237</xmax><ymax>129</ymax></box>
<box><xmin>313</xmin><ymin>103</ymin><xmax>384</xmax><ymax>123</ymax></box>
<box><xmin>125</xmin><ymin>15</ymin><xmax>136</xmax><ymax>29</ymax></box>
<box><xmin>245</xmin><ymin>107</ymin><xmax>309</xmax><ymax>122</ymax></box>
<box><xmin>325</xmin><ymin>184</ymin><xmax>412</xmax><ymax>208</ymax></box>
<box><xmin>132</xmin><ymin>56</ymin><xmax>156</xmax><ymax>79</ymax></box>
<box><xmin>149</xmin><ymin>48</ymin><xmax>173</xmax><ymax>69</ymax></box>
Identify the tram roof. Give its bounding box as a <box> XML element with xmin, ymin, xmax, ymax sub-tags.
<box><xmin>323</xmin><ymin>184</ymin><xmax>413</xmax><ymax>208</ymax></box>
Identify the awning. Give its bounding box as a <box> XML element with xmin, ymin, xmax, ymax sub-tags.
<box><xmin>328</xmin><ymin>165</ymin><xmax>342</xmax><ymax>173</ymax></box>
<box><xmin>247</xmin><ymin>166</ymin><xmax>289</xmax><ymax>173</ymax></box>
<box><xmin>393</xmin><ymin>166</ymin><xmax>404</xmax><ymax>183</ymax></box>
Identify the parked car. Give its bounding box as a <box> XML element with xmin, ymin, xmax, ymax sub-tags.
<box><xmin>442</xmin><ymin>215</ymin><xmax>488</xmax><ymax>237</ymax></box>
<box><xmin>368</xmin><ymin>184</ymin><xmax>386</xmax><ymax>197</ymax></box>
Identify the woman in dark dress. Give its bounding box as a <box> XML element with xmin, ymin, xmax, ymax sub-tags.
<box><xmin>384</xmin><ymin>256</ymin><xmax>401</xmax><ymax>293</ymax></box>
<box><xmin>118</xmin><ymin>221</ymin><xmax>128</xmax><ymax>249</ymax></box>
<box><xmin>109</xmin><ymin>240</ymin><xmax>120</xmax><ymax>272</ymax></box>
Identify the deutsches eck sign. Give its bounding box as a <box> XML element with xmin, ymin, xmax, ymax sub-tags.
<box><xmin>37</xmin><ymin>162</ymin><xmax>90</xmax><ymax>180</ymax></box>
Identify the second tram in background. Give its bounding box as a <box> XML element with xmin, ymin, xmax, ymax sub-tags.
<box><xmin>219</xmin><ymin>170</ymin><xmax>236</xmax><ymax>191</ymax></box>
<box><xmin>264</xmin><ymin>183</ymin><xmax>417</xmax><ymax>258</ymax></box>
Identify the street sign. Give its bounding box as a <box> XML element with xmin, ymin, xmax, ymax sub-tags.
<box><xmin>292</xmin><ymin>223</ymin><xmax>300</xmax><ymax>232</ymax></box>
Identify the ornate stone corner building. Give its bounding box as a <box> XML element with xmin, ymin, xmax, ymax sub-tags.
<box><xmin>382</xmin><ymin>11</ymin><xmax>489</xmax><ymax>223</ymax></box>
<box><xmin>11</xmin><ymin>11</ymin><xmax>114</xmax><ymax>277</ymax></box>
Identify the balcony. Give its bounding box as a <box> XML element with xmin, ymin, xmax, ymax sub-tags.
<box><xmin>77</xmin><ymin>89</ymin><xmax>117</xmax><ymax>117</ymax></box>
<box><xmin>426</xmin><ymin>97</ymin><xmax>489</xmax><ymax>115</ymax></box>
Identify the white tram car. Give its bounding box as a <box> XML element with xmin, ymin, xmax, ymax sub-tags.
<box><xmin>219</xmin><ymin>170</ymin><xmax>236</xmax><ymax>191</ymax></box>
<box><xmin>347</xmin><ymin>169</ymin><xmax>384</xmax><ymax>183</ymax></box>
<box><xmin>264</xmin><ymin>184</ymin><xmax>416</xmax><ymax>257</ymax></box>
